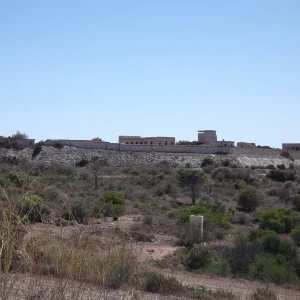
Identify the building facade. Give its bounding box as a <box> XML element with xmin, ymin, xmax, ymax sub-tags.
<box><xmin>197</xmin><ymin>130</ymin><xmax>217</xmax><ymax>145</ymax></box>
<box><xmin>237</xmin><ymin>142</ymin><xmax>256</xmax><ymax>148</ymax></box>
<box><xmin>282</xmin><ymin>143</ymin><xmax>300</xmax><ymax>151</ymax></box>
<box><xmin>119</xmin><ymin>136</ymin><xmax>175</xmax><ymax>146</ymax></box>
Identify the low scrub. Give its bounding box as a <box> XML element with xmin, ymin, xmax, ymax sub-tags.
<box><xmin>266</xmin><ymin>169</ymin><xmax>295</xmax><ymax>182</ymax></box>
<box><xmin>248</xmin><ymin>254</ymin><xmax>299</xmax><ymax>284</ymax></box>
<box><xmin>259</xmin><ymin>208</ymin><xmax>299</xmax><ymax>233</ymax></box>
<box><xmin>18</xmin><ymin>195</ymin><xmax>51</xmax><ymax>223</ymax></box>
<box><xmin>290</xmin><ymin>225</ymin><xmax>300</xmax><ymax>246</ymax></box>
<box><xmin>237</xmin><ymin>187</ymin><xmax>261</xmax><ymax>212</ymax></box>
<box><xmin>179</xmin><ymin>204</ymin><xmax>231</xmax><ymax>229</ymax></box>
<box><xmin>249</xmin><ymin>287</ymin><xmax>278</xmax><ymax>300</ymax></box>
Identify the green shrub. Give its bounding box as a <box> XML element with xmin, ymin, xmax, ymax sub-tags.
<box><xmin>249</xmin><ymin>287</ymin><xmax>278</xmax><ymax>300</ymax></box>
<box><xmin>94</xmin><ymin>191</ymin><xmax>125</xmax><ymax>219</ymax></box>
<box><xmin>238</xmin><ymin>188</ymin><xmax>260</xmax><ymax>212</ymax></box>
<box><xmin>259</xmin><ymin>208</ymin><xmax>299</xmax><ymax>233</ymax></box>
<box><xmin>179</xmin><ymin>204</ymin><xmax>231</xmax><ymax>229</ymax></box>
<box><xmin>266</xmin><ymin>170</ymin><xmax>295</xmax><ymax>182</ymax></box>
<box><xmin>248</xmin><ymin>230</ymin><xmax>281</xmax><ymax>253</ymax></box>
<box><xmin>205</xmin><ymin>259</ymin><xmax>232</xmax><ymax>276</ymax></box>
<box><xmin>75</xmin><ymin>159</ymin><xmax>89</xmax><ymax>167</ymax></box>
<box><xmin>32</xmin><ymin>144</ymin><xmax>42</xmax><ymax>158</ymax></box>
<box><xmin>290</xmin><ymin>225</ymin><xmax>300</xmax><ymax>246</ymax></box>
<box><xmin>8</xmin><ymin>172</ymin><xmax>27</xmax><ymax>187</ymax></box>
<box><xmin>63</xmin><ymin>200</ymin><xmax>90</xmax><ymax>224</ymax></box>
<box><xmin>292</xmin><ymin>195</ymin><xmax>300</xmax><ymax>211</ymax></box>
<box><xmin>18</xmin><ymin>195</ymin><xmax>51</xmax><ymax>223</ymax></box>
<box><xmin>226</xmin><ymin>234</ymin><xmax>258</xmax><ymax>274</ymax></box>
<box><xmin>234</xmin><ymin>179</ymin><xmax>246</xmax><ymax>190</ymax></box>
<box><xmin>201</xmin><ymin>157</ymin><xmax>214</xmax><ymax>168</ymax></box>
<box><xmin>248</xmin><ymin>254</ymin><xmax>299</xmax><ymax>284</ymax></box>
<box><xmin>187</xmin><ymin>244</ymin><xmax>217</xmax><ymax>270</ymax></box>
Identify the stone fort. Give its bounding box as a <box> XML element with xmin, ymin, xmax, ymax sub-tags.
<box><xmin>38</xmin><ymin>130</ymin><xmax>300</xmax><ymax>157</ymax></box>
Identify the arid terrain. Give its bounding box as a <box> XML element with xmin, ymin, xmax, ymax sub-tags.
<box><xmin>1</xmin><ymin>146</ymin><xmax>300</xmax><ymax>299</ymax></box>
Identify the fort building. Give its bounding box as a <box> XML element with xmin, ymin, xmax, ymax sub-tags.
<box><xmin>197</xmin><ymin>130</ymin><xmax>217</xmax><ymax>145</ymax></box>
<box><xmin>119</xmin><ymin>136</ymin><xmax>175</xmax><ymax>146</ymax></box>
<box><xmin>282</xmin><ymin>143</ymin><xmax>300</xmax><ymax>151</ymax></box>
<box><xmin>237</xmin><ymin>142</ymin><xmax>256</xmax><ymax>148</ymax></box>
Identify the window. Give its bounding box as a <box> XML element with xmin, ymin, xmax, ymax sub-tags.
<box><xmin>158</xmin><ymin>142</ymin><xmax>161</xmax><ymax>145</ymax></box>
<box><xmin>140</xmin><ymin>141</ymin><xmax>143</xmax><ymax>144</ymax></box>
<box><xmin>126</xmin><ymin>142</ymin><xmax>129</xmax><ymax>144</ymax></box>
<box><xmin>165</xmin><ymin>141</ymin><xmax>168</xmax><ymax>145</ymax></box>
<box><xmin>136</xmin><ymin>142</ymin><xmax>138</xmax><ymax>144</ymax></box>
<box><xmin>145</xmin><ymin>142</ymin><xmax>147</xmax><ymax>144</ymax></box>
<box><xmin>150</xmin><ymin>141</ymin><xmax>153</xmax><ymax>145</ymax></box>
<box><xmin>131</xmin><ymin>141</ymin><xmax>133</xmax><ymax>144</ymax></box>
<box><xmin>171</xmin><ymin>142</ymin><xmax>174</xmax><ymax>145</ymax></box>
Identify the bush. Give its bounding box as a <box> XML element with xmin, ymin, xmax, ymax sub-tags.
<box><xmin>248</xmin><ymin>254</ymin><xmax>299</xmax><ymax>284</ymax></box>
<box><xmin>259</xmin><ymin>208</ymin><xmax>299</xmax><ymax>233</ymax></box>
<box><xmin>238</xmin><ymin>188</ymin><xmax>260</xmax><ymax>212</ymax></box>
<box><xmin>63</xmin><ymin>200</ymin><xmax>90</xmax><ymax>224</ymax></box>
<box><xmin>290</xmin><ymin>225</ymin><xmax>300</xmax><ymax>246</ymax></box>
<box><xmin>201</xmin><ymin>157</ymin><xmax>214</xmax><ymax>168</ymax></box>
<box><xmin>144</xmin><ymin>272</ymin><xmax>184</xmax><ymax>294</ymax></box>
<box><xmin>205</xmin><ymin>259</ymin><xmax>232</xmax><ymax>276</ymax></box>
<box><xmin>277</xmin><ymin>164</ymin><xmax>286</xmax><ymax>170</ymax></box>
<box><xmin>280</xmin><ymin>151</ymin><xmax>294</xmax><ymax>161</ymax></box>
<box><xmin>32</xmin><ymin>144</ymin><xmax>42</xmax><ymax>158</ymax></box>
<box><xmin>249</xmin><ymin>230</ymin><xmax>281</xmax><ymax>253</ymax></box>
<box><xmin>187</xmin><ymin>244</ymin><xmax>217</xmax><ymax>270</ymax></box>
<box><xmin>179</xmin><ymin>204</ymin><xmax>231</xmax><ymax>229</ymax></box>
<box><xmin>18</xmin><ymin>195</ymin><xmax>51</xmax><ymax>223</ymax></box>
<box><xmin>75</xmin><ymin>159</ymin><xmax>89</xmax><ymax>167</ymax></box>
<box><xmin>226</xmin><ymin>234</ymin><xmax>258</xmax><ymax>274</ymax></box>
<box><xmin>94</xmin><ymin>191</ymin><xmax>125</xmax><ymax>219</ymax></box>
<box><xmin>249</xmin><ymin>287</ymin><xmax>278</xmax><ymax>300</ymax></box>
<box><xmin>266</xmin><ymin>170</ymin><xmax>295</xmax><ymax>182</ymax></box>
<box><xmin>234</xmin><ymin>179</ymin><xmax>246</xmax><ymax>190</ymax></box>
<box><xmin>292</xmin><ymin>195</ymin><xmax>300</xmax><ymax>211</ymax></box>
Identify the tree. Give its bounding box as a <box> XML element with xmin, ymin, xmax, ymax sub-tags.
<box><xmin>92</xmin><ymin>137</ymin><xmax>104</xmax><ymax>142</ymax></box>
<box><xmin>177</xmin><ymin>169</ymin><xmax>207</xmax><ymax>204</ymax></box>
<box><xmin>90</xmin><ymin>157</ymin><xmax>108</xmax><ymax>189</ymax></box>
<box><xmin>11</xmin><ymin>131</ymin><xmax>28</xmax><ymax>139</ymax></box>
<box><xmin>238</xmin><ymin>188</ymin><xmax>260</xmax><ymax>212</ymax></box>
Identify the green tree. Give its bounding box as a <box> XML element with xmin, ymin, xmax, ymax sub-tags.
<box><xmin>238</xmin><ymin>188</ymin><xmax>260</xmax><ymax>212</ymax></box>
<box><xmin>177</xmin><ymin>169</ymin><xmax>207</xmax><ymax>204</ymax></box>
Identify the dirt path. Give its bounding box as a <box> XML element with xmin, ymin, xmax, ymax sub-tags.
<box><xmin>159</xmin><ymin>269</ymin><xmax>300</xmax><ymax>300</ymax></box>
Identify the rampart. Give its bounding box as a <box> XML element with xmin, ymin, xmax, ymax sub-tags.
<box><xmin>43</xmin><ymin>139</ymin><xmax>300</xmax><ymax>158</ymax></box>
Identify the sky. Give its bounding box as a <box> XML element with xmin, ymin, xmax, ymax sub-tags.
<box><xmin>0</xmin><ymin>1</ymin><xmax>299</xmax><ymax>148</ymax></box>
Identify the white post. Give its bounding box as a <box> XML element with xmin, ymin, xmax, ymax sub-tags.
<box><xmin>190</xmin><ymin>215</ymin><xmax>204</xmax><ymax>237</ymax></box>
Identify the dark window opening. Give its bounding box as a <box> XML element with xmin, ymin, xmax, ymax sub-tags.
<box><xmin>158</xmin><ymin>142</ymin><xmax>161</xmax><ymax>145</ymax></box>
<box><xmin>171</xmin><ymin>142</ymin><xmax>174</xmax><ymax>145</ymax></box>
<box><xmin>126</xmin><ymin>142</ymin><xmax>129</xmax><ymax>144</ymax></box>
<box><xmin>145</xmin><ymin>142</ymin><xmax>147</xmax><ymax>144</ymax></box>
<box><xmin>140</xmin><ymin>141</ymin><xmax>143</xmax><ymax>144</ymax></box>
<box><xmin>136</xmin><ymin>142</ymin><xmax>138</xmax><ymax>144</ymax></box>
<box><xmin>165</xmin><ymin>141</ymin><xmax>168</xmax><ymax>145</ymax></box>
<box><xmin>131</xmin><ymin>141</ymin><xmax>133</xmax><ymax>144</ymax></box>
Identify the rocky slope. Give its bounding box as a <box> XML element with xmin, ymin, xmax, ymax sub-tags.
<box><xmin>0</xmin><ymin>146</ymin><xmax>299</xmax><ymax>168</ymax></box>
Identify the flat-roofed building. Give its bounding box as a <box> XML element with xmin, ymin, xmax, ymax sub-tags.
<box><xmin>119</xmin><ymin>136</ymin><xmax>175</xmax><ymax>146</ymax></box>
<box><xmin>237</xmin><ymin>142</ymin><xmax>256</xmax><ymax>148</ymax></box>
<box><xmin>282</xmin><ymin>143</ymin><xmax>300</xmax><ymax>151</ymax></box>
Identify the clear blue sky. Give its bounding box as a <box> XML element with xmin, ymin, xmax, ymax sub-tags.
<box><xmin>1</xmin><ymin>1</ymin><xmax>299</xmax><ymax>148</ymax></box>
